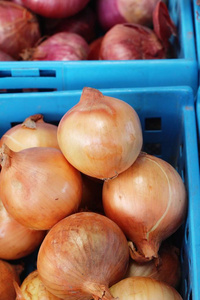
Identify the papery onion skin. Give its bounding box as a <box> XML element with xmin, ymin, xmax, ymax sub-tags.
<box><xmin>15</xmin><ymin>270</ymin><xmax>62</xmax><ymax>300</ymax></box>
<box><xmin>124</xmin><ymin>242</ymin><xmax>181</xmax><ymax>288</ymax></box>
<box><xmin>31</xmin><ymin>32</ymin><xmax>89</xmax><ymax>61</ymax></box>
<box><xmin>110</xmin><ymin>276</ymin><xmax>183</xmax><ymax>299</ymax></box>
<box><xmin>97</xmin><ymin>0</ymin><xmax>163</xmax><ymax>31</ymax></box>
<box><xmin>21</xmin><ymin>0</ymin><xmax>90</xmax><ymax>18</ymax></box>
<box><xmin>102</xmin><ymin>152</ymin><xmax>187</xmax><ymax>262</ymax></box>
<box><xmin>0</xmin><ymin>259</ymin><xmax>21</xmax><ymax>300</ymax></box>
<box><xmin>57</xmin><ymin>87</ymin><xmax>143</xmax><ymax>180</ymax></box>
<box><xmin>37</xmin><ymin>212</ymin><xmax>129</xmax><ymax>300</ymax></box>
<box><xmin>0</xmin><ymin>144</ymin><xmax>83</xmax><ymax>230</ymax></box>
<box><xmin>0</xmin><ymin>199</ymin><xmax>46</xmax><ymax>260</ymax></box>
<box><xmin>0</xmin><ymin>1</ymin><xmax>41</xmax><ymax>59</ymax></box>
<box><xmin>99</xmin><ymin>23</ymin><xmax>166</xmax><ymax>60</ymax></box>
<box><xmin>0</xmin><ymin>114</ymin><xmax>59</xmax><ymax>151</ymax></box>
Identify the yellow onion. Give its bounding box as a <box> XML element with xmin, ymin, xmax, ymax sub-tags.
<box><xmin>0</xmin><ymin>259</ymin><xmax>21</xmax><ymax>300</ymax></box>
<box><xmin>37</xmin><ymin>212</ymin><xmax>129</xmax><ymax>300</ymax></box>
<box><xmin>109</xmin><ymin>277</ymin><xmax>183</xmax><ymax>299</ymax></box>
<box><xmin>124</xmin><ymin>242</ymin><xmax>181</xmax><ymax>288</ymax></box>
<box><xmin>15</xmin><ymin>270</ymin><xmax>62</xmax><ymax>300</ymax></box>
<box><xmin>0</xmin><ymin>114</ymin><xmax>59</xmax><ymax>151</ymax></box>
<box><xmin>0</xmin><ymin>198</ymin><xmax>46</xmax><ymax>260</ymax></box>
<box><xmin>103</xmin><ymin>152</ymin><xmax>187</xmax><ymax>262</ymax></box>
<box><xmin>0</xmin><ymin>144</ymin><xmax>82</xmax><ymax>230</ymax></box>
<box><xmin>57</xmin><ymin>87</ymin><xmax>143</xmax><ymax>180</ymax></box>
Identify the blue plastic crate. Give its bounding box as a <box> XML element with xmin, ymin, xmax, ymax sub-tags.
<box><xmin>0</xmin><ymin>86</ymin><xmax>199</xmax><ymax>299</ymax></box>
<box><xmin>0</xmin><ymin>0</ymin><xmax>198</xmax><ymax>94</ymax></box>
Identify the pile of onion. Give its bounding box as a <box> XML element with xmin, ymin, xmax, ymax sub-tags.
<box><xmin>103</xmin><ymin>152</ymin><xmax>187</xmax><ymax>262</ymax></box>
<box><xmin>0</xmin><ymin>198</ymin><xmax>46</xmax><ymax>260</ymax></box>
<box><xmin>99</xmin><ymin>1</ymin><xmax>176</xmax><ymax>60</ymax></box>
<box><xmin>57</xmin><ymin>87</ymin><xmax>143</xmax><ymax>180</ymax></box>
<box><xmin>0</xmin><ymin>114</ymin><xmax>59</xmax><ymax>151</ymax></box>
<box><xmin>0</xmin><ymin>144</ymin><xmax>82</xmax><ymax>230</ymax></box>
<box><xmin>27</xmin><ymin>32</ymin><xmax>90</xmax><ymax>61</ymax></box>
<box><xmin>109</xmin><ymin>277</ymin><xmax>183</xmax><ymax>299</ymax></box>
<box><xmin>0</xmin><ymin>1</ymin><xmax>41</xmax><ymax>59</ymax></box>
<box><xmin>0</xmin><ymin>50</ymin><xmax>14</xmax><ymax>61</ymax></box>
<box><xmin>37</xmin><ymin>212</ymin><xmax>129</xmax><ymax>300</ymax></box>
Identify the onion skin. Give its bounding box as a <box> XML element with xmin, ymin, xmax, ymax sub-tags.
<box><xmin>0</xmin><ymin>1</ymin><xmax>41</xmax><ymax>59</ymax></box>
<box><xmin>0</xmin><ymin>144</ymin><xmax>83</xmax><ymax>230</ymax></box>
<box><xmin>37</xmin><ymin>212</ymin><xmax>129</xmax><ymax>300</ymax></box>
<box><xmin>109</xmin><ymin>277</ymin><xmax>183</xmax><ymax>299</ymax></box>
<box><xmin>124</xmin><ymin>242</ymin><xmax>181</xmax><ymax>288</ymax></box>
<box><xmin>103</xmin><ymin>152</ymin><xmax>187</xmax><ymax>262</ymax></box>
<box><xmin>0</xmin><ymin>199</ymin><xmax>46</xmax><ymax>260</ymax></box>
<box><xmin>21</xmin><ymin>0</ymin><xmax>90</xmax><ymax>18</ymax></box>
<box><xmin>57</xmin><ymin>87</ymin><xmax>143</xmax><ymax>180</ymax></box>
<box><xmin>0</xmin><ymin>114</ymin><xmax>59</xmax><ymax>151</ymax></box>
<box><xmin>31</xmin><ymin>32</ymin><xmax>89</xmax><ymax>61</ymax></box>
<box><xmin>97</xmin><ymin>0</ymin><xmax>163</xmax><ymax>31</ymax></box>
<box><xmin>99</xmin><ymin>23</ymin><xmax>166</xmax><ymax>60</ymax></box>
<box><xmin>15</xmin><ymin>270</ymin><xmax>62</xmax><ymax>300</ymax></box>
<box><xmin>0</xmin><ymin>259</ymin><xmax>21</xmax><ymax>300</ymax></box>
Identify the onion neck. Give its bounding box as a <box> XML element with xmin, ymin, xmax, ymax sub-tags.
<box><xmin>128</xmin><ymin>241</ymin><xmax>158</xmax><ymax>263</ymax></box>
<box><xmin>0</xmin><ymin>144</ymin><xmax>12</xmax><ymax>168</ymax></box>
<box><xmin>22</xmin><ymin>114</ymin><xmax>44</xmax><ymax>129</ymax></box>
<box><xmin>85</xmin><ymin>282</ymin><xmax>117</xmax><ymax>300</ymax></box>
<box><xmin>80</xmin><ymin>87</ymin><xmax>104</xmax><ymax>104</ymax></box>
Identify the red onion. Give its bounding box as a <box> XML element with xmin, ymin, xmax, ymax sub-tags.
<box><xmin>88</xmin><ymin>37</ymin><xmax>103</xmax><ymax>60</ymax></box>
<box><xmin>99</xmin><ymin>23</ymin><xmax>166</xmax><ymax>60</ymax></box>
<box><xmin>21</xmin><ymin>0</ymin><xmax>91</xmax><ymax>18</ymax></box>
<box><xmin>43</xmin><ymin>5</ymin><xmax>97</xmax><ymax>43</ymax></box>
<box><xmin>97</xmin><ymin>0</ymin><xmax>163</xmax><ymax>31</ymax></box>
<box><xmin>30</xmin><ymin>32</ymin><xmax>90</xmax><ymax>61</ymax></box>
<box><xmin>0</xmin><ymin>50</ymin><xmax>14</xmax><ymax>61</ymax></box>
<box><xmin>0</xmin><ymin>1</ymin><xmax>41</xmax><ymax>59</ymax></box>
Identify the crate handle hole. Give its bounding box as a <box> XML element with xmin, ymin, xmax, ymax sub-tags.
<box><xmin>145</xmin><ymin>117</ymin><xmax>161</xmax><ymax>131</ymax></box>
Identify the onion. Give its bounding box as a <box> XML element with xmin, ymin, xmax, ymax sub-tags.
<box><xmin>0</xmin><ymin>198</ymin><xmax>46</xmax><ymax>260</ymax></box>
<box><xmin>0</xmin><ymin>49</ymin><xmax>14</xmax><ymax>61</ymax></box>
<box><xmin>88</xmin><ymin>37</ymin><xmax>103</xmax><ymax>60</ymax></box>
<box><xmin>0</xmin><ymin>114</ymin><xmax>59</xmax><ymax>151</ymax></box>
<box><xmin>96</xmin><ymin>0</ymin><xmax>164</xmax><ymax>31</ymax></box>
<box><xmin>0</xmin><ymin>259</ymin><xmax>21</xmax><ymax>300</ymax></box>
<box><xmin>124</xmin><ymin>242</ymin><xmax>181</xmax><ymax>288</ymax></box>
<box><xmin>29</xmin><ymin>32</ymin><xmax>90</xmax><ymax>61</ymax></box>
<box><xmin>21</xmin><ymin>0</ymin><xmax>90</xmax><ymax>18</ymax></box>
<box><xmin>37</xmin><ymin>212</ymin><xmax>129</xmax><ymax>300</ymax></box>
<box><xmin>102</xmin><ymin>152</ymin><xmax>187</xmax><ymax>262</ymax></box>
<box><xmin>0</xmin><ymin>144</ymin><xmax>82</xmax><ymax>230</ymax></box>
<box><xmin>57</xmin><ymin>87</ymin><xmax>143</xmax><ymax>180</ymax></box>
<box><xmin>99</xmin><ymin>23</ymin><xmax>166</xmax><ymax>60</ymax></box>
<box><xmin>109</xmin><ymin>277</ymin><xmax>183</xmax><ymax>299</ymax></box>
<box><xmin>15</xmin><ymin>270</ymin><xmax>62</xmax><ymax>300</ymax></box>
<box><xmin>0</xmin><ymin>1</ymin><xmax>41</xmax><ymax>59</ymax></box>
<box><xmin>43</xmin><ymin>5</ymin><xmax>97</xmax><ymax>43</ymax></box>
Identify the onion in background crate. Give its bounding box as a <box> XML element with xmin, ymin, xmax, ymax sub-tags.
<box><xmin>0</xmin><ymin>1</ymin><xmax>41</xmax><ymax>59</ymax></box>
